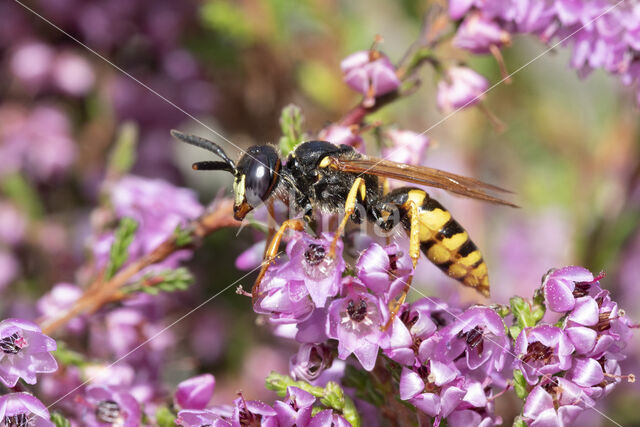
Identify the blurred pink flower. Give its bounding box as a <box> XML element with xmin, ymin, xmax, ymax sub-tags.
<box><xmin>341</xmin><ymin>50</ymin><xmax>400</xmax><ymax>107</ymax></box>
<box><xmin>0</xmin><ymin>250</ymin><xmax>19</xmax><ymax>291</ymax></box>
<box><xmin>175</xmin><ymin>373</ymin><xmax>216</xmax><ymax>410</ymax></box>
<box><xmin>37</xmin><ymin>283</ymin><xmax>84</xmax><ymax>333</ymax></box>
<box><xmin>51</xmin><ymin>51</ymin><xmax>95</xmax><ymax>96</ymax></box>
<box><xmin>437</xmin><ymin>66</ymin><xmax>489</xmax><ymax>112</ymax></box>
<box><xmin>318</xmin><ymin>125</ymin><xmax>364</xmax><ymax>151</ymax></box>
<box><xmin>9</xmin><ymin>41</ymin><xmax>55</xmax><ymax>90</ymax></box>
<box><xmin>381</xmin><ymin>129</ymin><xmax>429</xmax><ymax>166</ymax></box>
<box><xmin>0</xmin><ymin>202</ymin><xmax>27</xmax><ymax>246</ymax></box>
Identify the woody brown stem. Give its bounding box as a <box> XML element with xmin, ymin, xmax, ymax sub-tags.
<box><xmin>39</xmin><ymin>198</ymin><xmax>240</xmax><ymax>335</ymax></box>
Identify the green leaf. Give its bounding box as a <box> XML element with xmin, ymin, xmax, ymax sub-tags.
<box><xmin>509</xmin><ymin>296</ymin><xmax>543</xmax><ymax>339</ymax></box>
<box><xmin>264</xmin><ymin>372</ymin><xmax>360</xmax><ymax>427</ymax></box>
<box><xmin>126</xmin><ymin>267</ymin><xmax>194</xmax><ymax>295</ymax></box>
<box><xmin>200</xmin><ymin>0</ymin><xmax>254</xmax><ymax>43</ymax></box>
<box><xmin>1</xmin><ymin>173</ymin><xmax>43</xmax><ymax>219</ymax></box>
<box><xmin>278</xmin><ymin>104</ymin><xmax>304</xmax><ymax>156</ymax></box>
<box><xmin>105</xmin><ymin>217</ymin><xmax>138</xmax><ymax>280</ymax></box>
<box><xmin>265</xmin><ymin>371</ymin><xmax>324</xmax><ymax>397</ymax></box>
<box><xmin>342</xmin><ymin>364</ymin><xmax>385</xmax><ymax>406</ymax></box>
<box><xmin>155</xmin><ymin>406</ymin><xmax>177</xmax><ymax>427</ymax></box>
<box><xmin>513</xmin><ymin>415</ymin><xmax>529</xmax><ymax>427</ymax></box>
<box><xmin>51</xmin><ymin>412</ymin><xmax>71</xmax><ymax>427</ymax></box>
<box><xmin>54</xmin><ymin>342</ymin><xmax>86</xmax><ymax>367</ymax></box>
<box><xmin>107</xmin><ymin>122</ymin><xmax>138</xmax><ymax>176</ymax></box>
<box><xmin>513</xmin><ymin>369</ymin><xmax>529</xmax><ymax>400</ymax></box>
<box><xmin>173</xmin><ymin>224</ymin><xmax>193</xmax><ymax>247</ymax></box>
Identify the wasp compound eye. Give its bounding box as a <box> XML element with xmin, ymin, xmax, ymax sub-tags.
<box><xmin>235</xmin><ymin>145</ymin><xmax>281</xmax><ymax>207</ymax></box>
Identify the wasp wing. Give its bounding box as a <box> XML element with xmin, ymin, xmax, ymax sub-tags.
<box><xmin>330</xmin><ymin>157</ymin><xmax>518</xmax><ymax>207</ymax></box>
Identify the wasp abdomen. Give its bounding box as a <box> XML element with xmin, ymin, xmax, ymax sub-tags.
<box><xmin>393</xmin><ymin>188</ymin><xmax>489</xmax><ymax>296</ymax></box>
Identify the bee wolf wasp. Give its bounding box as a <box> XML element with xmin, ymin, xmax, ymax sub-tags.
<box><xmin>172</xmin><ymin>130</ymin><xmax>516</xmax><ymax>324</ymax></box>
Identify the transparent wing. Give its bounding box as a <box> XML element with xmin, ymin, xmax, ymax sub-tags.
<box><xmin>330</xmin><ymin>156</ymin><xmax>518</xmax><ymax>207</ymax></box>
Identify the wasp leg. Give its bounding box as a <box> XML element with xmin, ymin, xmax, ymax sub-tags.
<box><xmin>252</xmin><ymin>218</ymin><xmax>306</xmax><ymax>302</ymax></box>
<box><xmin>263</xmin><ymin>200</ymin><xmax>276</xmax><ymax>258</ymax></box>
<box><xmin>382</xmin><ymin>198</ymin><xmax>420</xmax><ymax>331</ymax></box>
<box><xmin>329</xmin><ymin>177</ymin><xmax>366</xmax><ymax>257</ymax></box>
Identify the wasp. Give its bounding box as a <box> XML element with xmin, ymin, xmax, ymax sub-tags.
<box><xmin>171</xmin><ymin>130</ymin><xmax>516</xmax><ymax>326</ymax></box>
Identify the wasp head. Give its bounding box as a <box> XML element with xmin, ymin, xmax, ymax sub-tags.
<box><xmin>171</xmin><ymin>130</ymin><xmax>280</xmax><ymax>221</ymax></box>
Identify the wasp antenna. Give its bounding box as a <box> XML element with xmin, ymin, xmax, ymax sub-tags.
<box><xmin>170</xmin><ymin>130</ymin><xmax>236</xmax><ymax>170</ymax></box>
<box><xmin>192</xmin><ymin>161</ymin><xmax>235</xmax><ymax>173</ymax></box>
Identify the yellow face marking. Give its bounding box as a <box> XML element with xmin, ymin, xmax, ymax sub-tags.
<box><xmin>458</xmin><ymin>250</ymin><xmax>482</xmax><ymax>267</ymax></box>
<box><xmin>448</xmin><ymin>263</ymin><xmax>468</xmax><ymax>279</ymax></box>
<box><xmin>233</xmin><ymin>174</ymin><xmax>246</xmax><ymax>206</ymax></box>
<box><xmin>426</xmin><ymin>243</ymin><xmax>450</xmax><ymax>264</ymax></box>
<box><xmin>441</xmin><ymin>231</ymin><xmax>468</xmax><ymax>251</ymax></box>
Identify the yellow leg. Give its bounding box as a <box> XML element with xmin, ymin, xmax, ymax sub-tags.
<box><xmin>252</xmin><ymin>219</ymin><xmax>305</xmax><ymax>302</ymax></box>
<box><xmin>382</xmin><ymin>199</ymin><xmax>420</xmax><ymax>330</ymax></box>
<box><xmin>263</xmin><ymin>200</ymin><xmax>276</xmax><ymax>258</ymax></box>
<box><xmin>329</xmin><ymin>177</ymin><xmax>366</xmax><ymax>257</ymax></box>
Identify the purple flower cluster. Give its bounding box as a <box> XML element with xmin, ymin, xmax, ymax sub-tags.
<box><xmin>253</xmin><ymin>233</ymin><xmax>513</xmax><ymax>423</ymax></box>
<box><xmin>174</xmin><ymin>377</ymin><xmax>349</xmax><ymax>427</ymax></box>
<box><xmin>449</xmin><ymin>0</ymin><xmax>640</xmax><ymax>103</ymax></box>
<box><xmin>93</xmin><ymin>175</ymin><xmax>204</xmax><ymax>272</ymax></box>
<box><xmin>0</xmin><ymin>105</ymin><xmax>76</xmax><ymax>182</ymax></box>
<box><xmin>518</xmin><ymin>266</ymin><xmax>636</xmax><ymax>426</ymax></box>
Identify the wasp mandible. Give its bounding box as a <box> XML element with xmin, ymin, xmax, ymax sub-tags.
<box><xmin>171</xmin><ymin>130</ymin><xmax>516</xmax><ymax>326</ymax></box>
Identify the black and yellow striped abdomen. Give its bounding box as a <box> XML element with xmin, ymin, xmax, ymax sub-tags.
<box><xmin>396</xmin><ymin>188</ymin><xmax>489</xmax><ymax>296</ymax></box>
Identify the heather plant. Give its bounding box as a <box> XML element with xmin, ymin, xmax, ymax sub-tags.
<box><xmin>0</xmin><ymin>1</ymin><xmax>639</xmax><ymax>427</ymax></box>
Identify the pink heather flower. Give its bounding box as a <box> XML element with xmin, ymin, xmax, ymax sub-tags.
<box><xmin>542</xmin><ymin>266</ymin><xmax>597</xmax><ymax>312</ymax></box>
<box><xmin>514</xmin><ymin>325</ymin><xmax>575</xmax><ymax>386</ymax></box>
<box><xmin>326</xmin><ymin>279</ymin><xmax>386</xmax><ymax>371</ymax></box>
<box><xmin>309</xmin><ymin>409</ymin><xmax>350</xmax><ymax>427</ymax></box>
<box><xmin>453</xmin><ymin>13</ymin><xmax>511</xmax><ymax>54</ymax></box>
<box><xmin>9</xmin><ymin>41</ymin><xmax>55</xmax><ymax>90</ymax></box>
<box><xmin>51</xmin><ymin>51</ymin><xmax>95</xmax><ymax>96</ymax></box>
<box><xmin>318</xmin><ymin>125</ymin><xmax>364</xmax><ymax>151</ymax></box>
<box><xmin>383</xmin><ymin>298</ymin><xmax>453</xmax><ymax>365</ymax></box>
<box><xmin>231</xmin><ymin>396</ymin><xmax>278</xmax><ymax>426</ymax></box>
<box><xmin>356</xmin><ymin>242</ymin><xmax>413</xmax><ymax>297</ymax></box>
<box><xmin>399</xmin><ymin>364</ymin><xmax>478</xmax><ymax>419</ymax></box>
<box><xmin>81</xmin><ymin>384</ymin><xmax>142</xmax><ymax>427</ymax></box>
<box><xmin>273</xmin><ymin>386</ymin><xmax>315</xmax><ymax>426</ymax></box>
<box><xmin>341</xmin><ymin>50</ymin><xmax>400</xmax><ymax>107</ymax></box>
<box><xmin>0</xmin><ymin>318</ymin><xmax>57</xmax><ymax>387</ymax></box>
<box><xmin>37</xmin><ymin>283</ymin><xmax>84</xmax><ymax>333</ymax></box>
<box><xmin>175</xmin><ymin>373</ymin><xmax>216</xmax><ymax>410</ymax></box>
<box><xmin>436</xmin><ymin>66</ymin><xmax>489</xmax><ymax>113</ymax></box>
<box><xmin>253</xmin><ymin>264</ymin><xmax>315</xmax><ymax>324</ymax></box>
<box><xmin>381</xmin><ymin>130</ymin><xmax>430</xmax><ymax>167</ymax></box>
<box><xmin>176</xmin><ymin>409</ymin><xmax>231</xmax><ymax>427</ymax></box>
<box><xmin>0</xmin><ymin>392</ymin><xmax>53</xmax><ymax>427</ymax></box>
<box><xmin>522</xmin><ymin>378</ymin><xmax>587</xmax><ymax>427</ymax></box>
<box><xmin>289</xmin><ymin>343</ymin><xmax>333</xmax><ymax>381</ymax></box>
<box><xmin>435</xmin><ymin>307</ymin><xmax>509</xmax><ymax>374</ymax></box>
<box><xmin>277</xmin><ymin>233</ymin><xmax>345</xmax><ymax>308</ymax></box>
